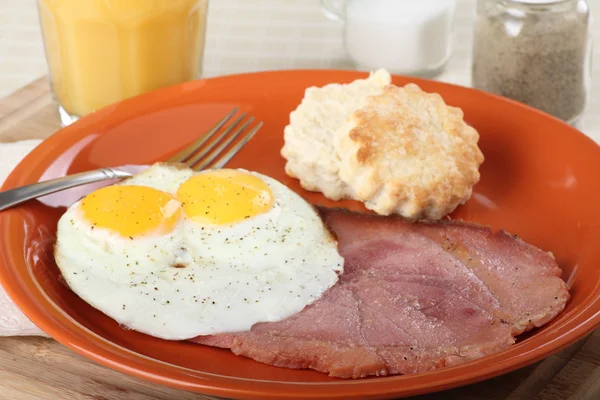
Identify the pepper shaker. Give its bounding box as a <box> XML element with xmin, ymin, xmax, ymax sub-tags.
<box><xmin>472</xmin><ymin>0</ymin><xmax>592</xmax><ymax>125</ymax></box>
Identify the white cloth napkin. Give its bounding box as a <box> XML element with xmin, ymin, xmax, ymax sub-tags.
<box><xmin>0</xmin><ymin>140</ymin><xmax>48</xmax><ymax>336</ymax></box>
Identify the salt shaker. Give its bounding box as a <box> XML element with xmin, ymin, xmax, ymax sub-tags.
<box><xmin>321</xmin><ymin>0</ymin><xmax>456</xmax><ymax>77</ymax></box>
<box><xmin>472</xmin><ymin>0</ymin><xmax>591</xmax><ymax>125</ymax></box>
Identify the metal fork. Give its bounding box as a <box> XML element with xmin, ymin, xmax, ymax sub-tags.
<box><xmin>0</xmin><ymin>108</ymin><xmax>263</xmax><ymax>211</ymax></box>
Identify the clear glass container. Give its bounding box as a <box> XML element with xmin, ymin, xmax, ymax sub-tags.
<box><xmin>37</xmin><ymin>0</ymin><xmax>209</xmax><ymax>126</ymax></box>
<box><xmin>472</xmin><ymin>0</ymin><xmax>591</xmax><ymax>125</ymax></box>
<box><xmin>321</xmin><ymin>0</ymin><xmax>456</xmax><ymax>78</ymax></box>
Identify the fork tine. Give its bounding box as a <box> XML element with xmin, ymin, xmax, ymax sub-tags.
<box><xmin>167</xmin><ymin>108</ymin><xmax>237</xmax><ymax>163</ymax></box>
<box><xmin>210</xmin><ymin>122</ymin><xmax>263</xmax><ymax>170</ymax></box>
<box><xmin>184</xmin><ymin>112</ymin><xmax>247</xmax><ymax>168</ymax></box>
<box><xmin>191</xmin><ymin>116</ymin><xmax>255</xmax><ymax>171</ymax></box>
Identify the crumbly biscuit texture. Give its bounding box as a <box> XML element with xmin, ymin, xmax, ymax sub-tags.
<box><xmin>281</xmin><ymin>69</ymin><xmax>391</xmax><ymax>200</ymax></box>
<box><xmin>335</xmin><ymin>83</ymin><xmax>484</xmax><ymax>219</ymax></box>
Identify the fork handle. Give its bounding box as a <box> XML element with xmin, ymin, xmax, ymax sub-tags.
<box><xmin>0</xmin><ymin>168</ymin><xmax>132</xmax><ymax>212</ymax></box>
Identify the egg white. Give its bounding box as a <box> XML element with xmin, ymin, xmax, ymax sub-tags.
<box><xmin>123</xmin><ymin>163</ymin><xmax>193</xmax><ymax>193</ymax></box>
<box><xmin>54</xmin><ymin>164</ymin><xmax>344</xmax><ymax>340</ymax></box>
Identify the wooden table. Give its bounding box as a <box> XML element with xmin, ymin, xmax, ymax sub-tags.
<box><xmin>1</xmin><ymin>78</ymin><xmax>600</xmax><ymax>400</ymax></box>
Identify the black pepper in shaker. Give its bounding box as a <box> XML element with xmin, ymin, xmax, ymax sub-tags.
<box><xmin>472</xmin><ymin>0</ymin><xmax>592</xmax><ymax>125</ymax></box>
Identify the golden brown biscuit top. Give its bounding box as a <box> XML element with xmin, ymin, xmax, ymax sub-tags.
<box><xmin>347</xmin><ymin>83</ymin><xmax>484</xmax><ymax>182</ymax></box>
<box><xmin>333</xmin><ymin>82</ymin><xmax>484</xmax><ymax>219</ymax></box>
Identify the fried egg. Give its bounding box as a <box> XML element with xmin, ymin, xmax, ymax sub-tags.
<box><xmin>55</xmin><ymin>164</ymin><xmax>343</xmax><ymax>340</ymax></box>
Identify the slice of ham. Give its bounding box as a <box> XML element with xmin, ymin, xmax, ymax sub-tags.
<box><xmin>191</xmin><ymin>209</ymin><xmax>570</xmax><ymax>378</ymax></box>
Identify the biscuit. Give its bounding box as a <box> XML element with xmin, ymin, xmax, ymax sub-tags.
<box><xmin>281</xmin><ymin>69</ymin><xmax>391</xmax><ymax>200</ymax></box>
<box><xmin>335</xmin><ymin>83</ymin><xmax>484</xmax><ymax>219</ymax></box>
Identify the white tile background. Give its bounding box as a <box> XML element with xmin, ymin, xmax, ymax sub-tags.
<box><xmin>1</xmin><ymin>0</ymin><xmax>600</xmax><ymax>138</ymax></box>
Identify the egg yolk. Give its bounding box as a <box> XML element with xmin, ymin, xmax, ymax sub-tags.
<box><xmin>80</xmin><ymin>185</ymin><xmax>181</xmax><ymax>237</ymax></box>
<box><xmin>177</xmin><ymin>169</ymin><xmax>274</xmax><ymax>225</ymax></box>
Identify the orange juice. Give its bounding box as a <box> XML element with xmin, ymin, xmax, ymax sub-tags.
<box><xmin>37</xmin><ymin>0</ymin><xmax>208</xmax><ymax>119</ymax></box>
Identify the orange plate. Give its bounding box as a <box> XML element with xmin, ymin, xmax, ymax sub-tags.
<box><xmin>1</xmin><ymin>70</ymin><xmax>600</xmax><ymax>399</ymax></box>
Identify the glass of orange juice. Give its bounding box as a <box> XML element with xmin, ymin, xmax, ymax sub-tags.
<box><xmin>37</xmin><ymin>0</ymin><xmax>209</xmax><ymax>126</ymax></box>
